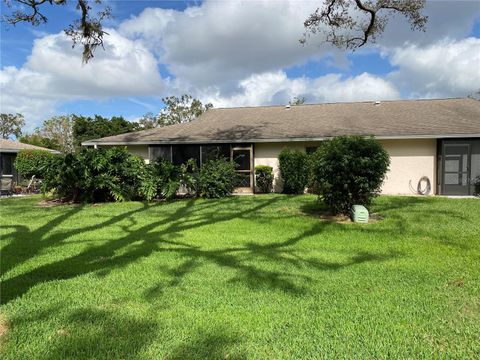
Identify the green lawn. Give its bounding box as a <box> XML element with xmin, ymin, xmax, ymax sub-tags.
<box><xmin>0</xmin><ymin>195</ymin><xmax>479</xmax><ymax>359</ymax></box>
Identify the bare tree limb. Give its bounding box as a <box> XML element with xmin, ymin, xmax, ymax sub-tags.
<box><xmin>301</xmin><ymin>0</ymin><xmax>427</xmax><ymax>50</ymax></box>
<box><xmin>2</xmin><ymin>0</ymin><xmax>111</xmax><ymax>63</ymax></box>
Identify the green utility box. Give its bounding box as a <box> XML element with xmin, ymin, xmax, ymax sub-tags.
<box><xmin>351</xmin><ymin>205</ymin><xmax>369</xmax><ymax>223</ymax></box>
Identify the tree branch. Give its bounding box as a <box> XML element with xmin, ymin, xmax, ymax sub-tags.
<box><xmin>301</xmin><ymin>0</ymin><xmax>427</xmax><ymax>50</ymax></box>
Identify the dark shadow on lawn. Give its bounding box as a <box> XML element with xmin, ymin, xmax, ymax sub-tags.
<box><xmin>1</xmin><ymin>197</ymin><xmax>289</xmax><ymax>303</ymax></box>
<box><xmin>2</xmin><ymin>195</ymin><xmax>426</xmax><ymax>304</ymax></box>
<box><xmin>44</xmin><ymin>308</ymin><xmax>157</xmax><ymax>360</ymax></box>
<box><xmin>167</xmin><ymin>326</ymin><xmax>247</xmax><ymax>360</ymax></box>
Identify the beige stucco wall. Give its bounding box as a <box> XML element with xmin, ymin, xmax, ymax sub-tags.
<box><xmin>99</xmin><ymin>145</ymin><xmax>150</xmax><ymax>163</ymax></box>
<box><xmin>254</xmin><ymin>141</ymin><xmax>321</xmax><ymax>192</ymax></box>
<box><xmin>379</xmin><ymin>139</ymin><xmax>436</xmax><ymax>195</ymax></box>
<box><xmin>125</xmin><ymin>145</ymin><xmax>150</xmax><ymax>163</ymax></box>
<box><xmin>254</xmin><ymin>139</ymin><xmax>437</xmax><ymax>195</ymax></box>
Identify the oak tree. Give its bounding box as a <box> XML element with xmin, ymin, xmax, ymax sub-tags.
<box><xmin>301</xmin><ymin>0</ymin><xmax>428</xmax><ymax>50</ymax></box>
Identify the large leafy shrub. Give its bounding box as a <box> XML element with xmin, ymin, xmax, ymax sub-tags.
<box><xmin>179</xmin><ymin>159</ymin><xmax>200</xmax><ymax>196</ymax></box>
<box><xmin>151</xmin><ymin>158</ymin><xmax>200</xmax><ymax>200</ymax></box>
<box><xmin>278</xmin><ymin>149</ymin><xmax>310</xmax><ymax>194</ymax></box>
<box><xmin>154</xmin><ymin>158</ymin><xmax>181</xmax><ymax>200</ymax></box>
<box><xmin>42</xmin><ymin>147</ymin><xmax>155</xmax><ymax>202</ymax></box>
<box><xmin>255</xmin><ymin>165</ymin><xmax>274</xmax><ymax>193</ymax></box>
<box><xmin>311</xmin><ymin>136</ymin><xmax>390</xmax><ymax>214</ymax></box>
<box><xmin>14</xmin><ymin>150</ymin><xmax>57</xmax><ymax>178</ymax></box>
<box><xmin>199</xmin><ymin>158</ymin><xmax>237</xmax><ymax>198</ymax></box>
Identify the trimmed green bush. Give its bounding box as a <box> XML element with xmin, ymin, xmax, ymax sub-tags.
<box><xmin>14</xmin><ymin>149</ymin><xmax>57</xmax><ymax>178</ymax></box>
<box><xmin>311</xmin><ymin>136</ymin><xmax>390</xmax><ymax>214</ymax></box>
<box><xmin>255</xmin><ymin>165</ymin><xmax>274</xmax><ymax>193</ymax></box>
<box><xmin>199</xmin><ymin>158</ymin><xmax>237</xmax><ymax>198</ymax></box>
<box><xmin>278</xmin><ymin>149</ymin><xmax>310</xmax><ymax>194</ymax></box>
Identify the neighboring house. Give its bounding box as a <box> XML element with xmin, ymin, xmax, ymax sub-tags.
<box><xmin>83</xmin><ymin>98</ymin><xmax>480</xmax><ymax>196</ymax></box>
<box><xmin>0</xmin><ymin>139</ymin><xmax>59</xmax><ymax>183</ymax></box>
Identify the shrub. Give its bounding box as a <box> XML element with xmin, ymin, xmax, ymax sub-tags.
<box><xmin>474</xmin><ymin>176</ymin><xmax>480</xmax><ymax>197</ymax></box>
<box><xmin>255</xmin><ymin>165</ymin><xmax>274</xmax><ymax>193</ymax></box>
<box><xmin>179</xmin><ymin>159</ymin><xmax>200</xmax><ymax>196</ymax></box>
<box><xmin>14</xmin><ymin>150</ymin><xmax>56</xmax><ymax>178</ymax></box>
<box><xmin>42</xmin><ymin>147</ymin><xmax>154</xmax><ymax>203</ymax></box>
<box><xmin>137</xmin><ymin>164</ymin><xmax>160</xmax><ymax>201</ymax></box>
<box><xmin>278</xmin><ymin>149</ymin><xmax>310</xmax><ymax>194</ymax></box>
<box><xmin>311</xmin><ymin>136</ymin><xmax>390</xmax><ymax>214</ymax></box>
<box><xmin>154</xmin><ymin>158</ymin><xmax>181</xmax><ymax>200</ymax></box>
<box><xmin>199</xmin><ymin>158</ymin><xmax>237</xmax><ymax>198</ymax></box>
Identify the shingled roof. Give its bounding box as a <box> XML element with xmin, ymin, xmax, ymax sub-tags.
<box><xmin>83</xmin><ymin>98</ymin><xmax>480</xmax><ymax>145</ymax></box>
<box><xmin>0</xmin><ymin>139</ymin><xmax>59</xmax><ymax>153</ymax></box>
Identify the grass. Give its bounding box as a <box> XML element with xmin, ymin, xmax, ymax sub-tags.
<box><xmin>0</xmin><ymin>194</ymin><xmax>479</xmax><ymax>359</ymax></box>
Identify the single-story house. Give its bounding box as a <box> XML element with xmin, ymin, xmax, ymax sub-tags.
<box><xmin>0</xmin><ymin>139</ymin><xmax>59</xmax><ymax>184</ymax></box>
<box><xmin>83</xmin><ymin>98</ymin><xmax>480</xmax><ymax>196</ymax></box>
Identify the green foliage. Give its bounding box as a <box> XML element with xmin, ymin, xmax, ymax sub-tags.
<box><xmin>474</xmin><ymin>175</ymin><xmax>480</xmax><ymax>197</ymax></box>
<box><xmin>278</xmin><ymin>149</ymin><xmax>310</xmax><ymax>194</ymax></box>
<box><xmin>137</xmin><ymin>165</ymin><xmax>160</xmax><ymax>202</ymax></box>
<box><xmin>255</xmin><ymin>165</ymin><xmax>274</xmax><ymax>193</ymax></box>
<box><xmin>199</xmin><ymin>158</ymin><xmax>237</xmax><ymax>198</ymax></box>
<box><xmin>153</xmin><ymin>158</ymin><xmax>181</xmax><ymax>200</ymax></box>
<box><xmin>13</xmin><ymin>149</ymin><xmax>57</xmax><ymax>178</ymax></box>
<box><xmin>289</xmin><ymin>96</ymin><xmax>306</xmax><ymax>106</ymax></box>
<box><xmin>20</xmin><ymin>116</ymin><xmax>74</xmax><ymax>153</ymax></box>
<box><xmin>19</xmin><ymin>131</ymin><xmax>60</xmax><ymax>151</ymax></box>
<box><xmin>41</xmin><ymin>115</ymin><xmax>75</xmax><ymax>153</ymax></box>
<box><xmin>0</xmin><ymin>113</ymin><xmax>24</xmax><ymax>139</ymax></box>
<box><xmin>179</xmin><ymin>159</ymin><xmax>200</xmax><ymax>196</ymax></box>
<box><xmin>73</xmin><ymin>115</ymin><xmax>140</xmax><ymax>148</ymax></box>
<box><xmin>42</xmin><ymin>147</ymin><xmax>152</xmax><ymax>203</ymax></box>
<box><xmin>157</xmin><ymin>94</ymin><xmax>213</xmax><ymax>127</ymax></box>
<box><xmin>151</xmin><ymin>157</ymin><xmax>200</xmax><ymax>199</ymax></box>
<box><xmin>311</xmin><ymin>136</ymin><xmax>390</xmax><ymax>214</ymax></box>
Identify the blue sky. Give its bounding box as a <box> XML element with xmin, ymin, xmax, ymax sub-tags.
<box><xmin>1</xmin><ymin>0</ymin><xmax>479</xmax><ymax>131</ymax></box>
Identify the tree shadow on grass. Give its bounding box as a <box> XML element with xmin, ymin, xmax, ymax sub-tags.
<box><xmin>3</xmin><ymin>195</ymin><xmax>476</xmax><ymax>359</ymax></box>
<box><xmin>45</xmin><ymin>308</ymin><xmax>157</xmax><ymax>360</ymax></box>
<box><xmin>1</xmin><ymin>197</ymin><xmax>288</xmax><ymax>303</ymax></box>
<box><xmin>167</xmin><ymin>326</ymin><xmax>247</xmax><ymax>360</ymax></box>
<box><xmin>2</xmin><ymin>195</ymin><xmax>417</xmax><ymax>305</ymax></box>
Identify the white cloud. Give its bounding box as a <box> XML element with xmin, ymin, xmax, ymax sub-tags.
<box><xmin>0</xmin><ymin>29</ymin><xmax>164</xmax><ymax>128</ymax></box>
<box><xmin>119</xmin><ymin>1</ymin><xmax>334</xmax><ymax>89</ymax></box>
<box><xmin>387</xmin><ymin>37</ymin><xmax>480</xmax><ymax>98</ymax></box>
<box><xmin>119</xmin><ymin>0</ymin><xmax>480</xmax><ymax>91</ymax></box>
<box><xmin>202</xmin><ymin>71</ymin><xmax>400</xmax><ymax>108</ymax></box>
<box><xmin>378</xmin><ymin>0</ymin><xmax>480</xmax><ymax>48</ymax></box>
<box><xmin>2</xmin><ymin>0</ymin><xmax>479</xmax><ymax>129</ymax></box>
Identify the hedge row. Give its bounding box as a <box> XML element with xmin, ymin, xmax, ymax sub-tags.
<box><xmin>15</xmin><ymin>147</ymin><xmax>237</xmax><ymax>202</ymax></box>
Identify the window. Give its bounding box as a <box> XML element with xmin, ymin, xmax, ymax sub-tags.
<box><xmin>149</xmin><ymin>146</ymin><xmax>171</xmax><ymax>162</ymax></box>
<box><xmin>232</xmin><ymin>150</ymin><xmax>250</xmax><ymax>171</ymax></box>
<box><xmin>172</xmin><ymin>145</ymin><xmax>201</xmax><ymax>167</ymax></box>
<box><xmin>306</xmin><ymin>146</ymin><xmax>319</xmax><ymax>155</ymax></box>
<box><xmin>0</xmin><ymin>153</ymin><xmax>15</xmax><ymax>176</ymax></box>
<box><xmin>201</xmin><ymin>145</ymin><xmax>230</xmax><ymax>163</ymax></box>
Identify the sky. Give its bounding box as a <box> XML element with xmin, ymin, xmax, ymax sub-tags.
<box><xmin>1</xmin><ymin>0</ymin><xmax>479</xmax><ymax>131</ymax></box>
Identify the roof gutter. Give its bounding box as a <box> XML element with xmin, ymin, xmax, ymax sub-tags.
<box><xmin>0</xmin><ymin>149</ymin><xmax>61</xmax><ymax>154</ymax></box>
<box><xmin>82</xmin><ymin>133</ymin><xmax>480</xmax><ymax>146</ymax></box>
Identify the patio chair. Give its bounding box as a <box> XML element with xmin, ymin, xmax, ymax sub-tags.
<box><xmin>1</xmin><ymin>177</ymin><xmax>13</xmax><ymax>196</ymax></box>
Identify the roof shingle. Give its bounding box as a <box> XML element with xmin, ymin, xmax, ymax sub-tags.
<box><xmin>0</xmin><ymin>139</ymin><xmax>59</xmax><ymax>153</ymax></box>
<box><xmin>83</xmin><ymin>98</ymin><xmax>480</xmax><ymax>145</ymax></box>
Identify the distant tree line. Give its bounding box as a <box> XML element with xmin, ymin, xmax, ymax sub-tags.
<box><xmin>1</xmin><ymin>95</ymin><xmax>212</xmax><ymax>153</ymax></box>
